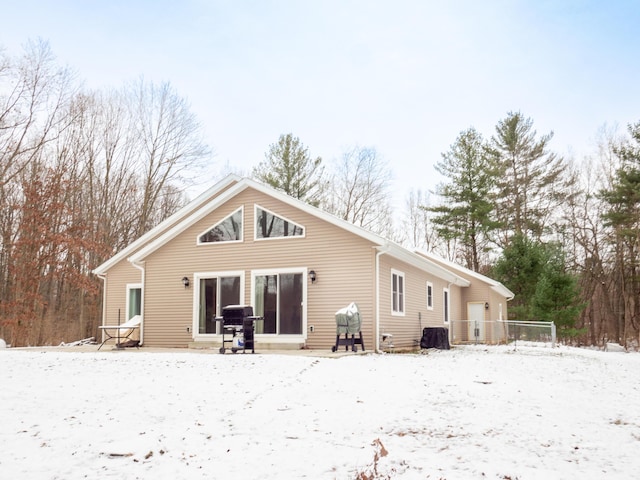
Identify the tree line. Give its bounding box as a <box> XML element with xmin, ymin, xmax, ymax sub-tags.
<box><xmin>1</xmin><ymin>40</ymin><xmax>638</xmax><ymax>349</ymax></box>
<box><xmin>0</xmin><ymin>41</ymin><xmax>208</xmax><ymax>346</ymax></box>
<box><xmin>253</xmin><ymin>119</ymin><xmax>640</xmax><ymax>348</ymax></box>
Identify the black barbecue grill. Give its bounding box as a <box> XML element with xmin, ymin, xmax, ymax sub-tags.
<box><xmin>217</xmin><ymin>305</ymin><xmax>262</xmax><ymax>354</ymax></box>
<box><xmin>331</xmin><ymin>302</ymin><xmax>366</xmax><ymax>352</ymax></box>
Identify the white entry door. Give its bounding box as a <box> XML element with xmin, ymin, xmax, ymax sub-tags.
<box><xmin>467</xmin><ymin>302</ymin><xmax>485</xmax><ymax>342</ymax></box>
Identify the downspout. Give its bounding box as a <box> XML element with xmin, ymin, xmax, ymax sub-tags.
<box><xmin>375</xmin><ymin>244</ymin><xmax>390</xmax><ymax>353</ymax></box>
<box><xmin>446</xmin><ymin>281</ymin><xmax>453</xmax><ymax>345</ymax></box>
<box><xmin>131</xmin><ymin>259</ymin><xmax>146</xmax><ymax>345</ymax></box>
<box><xmin>96</xmin><ymin>273</ymin><xmax>107</xmax><ymax>343</ymax></box>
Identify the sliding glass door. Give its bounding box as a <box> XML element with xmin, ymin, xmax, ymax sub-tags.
<box><xmin>253</xmin><ymin>271</ymin><xmax>303</xmax><ymax>335</ymax></box>
<box><xmin>197</xmin><ymin>274</ymin><xmax>241</xmax><ymax>334</ymax></box>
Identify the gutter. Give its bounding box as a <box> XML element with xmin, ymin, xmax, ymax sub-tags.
<box><xmin>375</xmin><ymin>244</ymin><xmax>391</xmax><ymax>353</ymax></box>
<box><xmin>96</xmin><ymin>273</ymin><xmax>107</xmax><ymax>343</ymax></box>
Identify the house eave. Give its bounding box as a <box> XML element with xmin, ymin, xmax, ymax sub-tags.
<box><xmin>128</xmin><ymin>176</ymin><xmax>389</xmax><ymax>264</ymax></box>
<box><xmin>414</xmin><ymin>249</ymin><xmax>515</xmax><ymax>300</ymax></box>
<box><xmin>92</xmin><ymin>174</ymin><xmax>243</xmax><ymax>275</ymax></box>
<box><xmin>377</xmin><ymin>243</ymin><xmax>471</xmax><ymax>286</ymax></box>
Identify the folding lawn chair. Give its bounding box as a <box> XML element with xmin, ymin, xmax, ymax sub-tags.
<box><xmin>97</xmin><ymin>315</ymin><xmax>141</xmax><ymax>350</ymax></box>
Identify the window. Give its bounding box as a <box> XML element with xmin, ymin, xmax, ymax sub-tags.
<box><xmin>127</xmin><ymin>284</ymin><xmax>142</xmax><ymax>320</ymax></box>
<box><xmin>255</xmin><ymin>205</ymin><xmax>304</xmax><ymax>239</ymax></box>
<box><xmin>443</xmin><ymin>288</ymin><xmax>450</xmax><ymax>324</ymax></box>
<box><xmin>426</xmin><ymin>281</ymin><xmax>434</xmax><ymax>310</ymax></box>
<box><xmin>391</xmin><ymin>270</ymin><xmax>405</xmax><ymax>315</ymax></box>
<box><xmin>195</xmin><ymin>273</ymin><xmax>242</xmax><ymax>334</ymax></box>
<box><xmin>198</xmin><ymin>207</ymin><xmax>243</xmax><ymax>243</ymax></box>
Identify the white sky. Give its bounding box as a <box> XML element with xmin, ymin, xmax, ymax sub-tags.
<box><xmin>3</xmin><ymin>1</ymin><xmax>640</xmax><ymax>207</ymax></box>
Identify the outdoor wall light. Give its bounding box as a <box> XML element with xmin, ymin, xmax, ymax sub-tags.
<box><xmin>309</xmin><ymin>270</ymin><xmax>317</xmax><ymax>283</ymax></box>
<box><xmin>182</xmin><ymin>276</ymin><xmax>190</xmax><ymax>289</ymax></box>
<box><xmin>485</xmin><ymin>302</ymin><xmax>489</xmax><ymax>310</ymax></box>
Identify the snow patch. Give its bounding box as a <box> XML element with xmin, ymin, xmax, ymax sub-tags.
<box><xmin>0</xmin><ymin>345</ymin><xmax>638</xmax><ymax>479</ymax></box>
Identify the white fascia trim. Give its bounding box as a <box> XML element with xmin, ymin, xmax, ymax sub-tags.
<box><xmin>415</xmin><ymin>249</ymin><xmax>514</xmax><ymax>299</ymax></box>
<box><xmin>131</xmin><ymin>176</ymin><xmax>389</xmax><ymax>264</ymax></box>
<box><xmin>379</xmin><ymin>244</ymin><xmax>470</xmax><ymax>286</ymax></box>
<box><xmin>244</xmin><ymin>178</ymin><xmax>385</xmax><ymax>245</ymax></box>
<box><xmin>129</xmin><ymin>181</ymin><xmax>248</xmax><ymax>263</ymax></box>
<box><xmin>93</xmin><ymin>174</ymin><xmax>242</xmax><ymax>274</ymax></box>
<box><xmin>490</xmin><ymin>284</ymin><xmax>515</xmax><ymax>301</ymax></box>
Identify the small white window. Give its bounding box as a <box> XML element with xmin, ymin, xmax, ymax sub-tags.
<box><xmin>391</xmin><ymin>270</ymin><xmax>405</xmax><ymax>315</ymax></box>
<box><xmin>126</xmin><ymin>283</ymin><xmax>142</xmax><ymax>320</ymax></box>
<box><xmin>426</xmin><ymin>281</ymin><xmax>434</xmax><ymax>310</ymax></box>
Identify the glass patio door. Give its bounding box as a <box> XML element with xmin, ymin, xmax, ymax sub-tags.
<box><xmin>254</xmin><ymin>272</ymin><xmax>303</xmax><ymax>335</ymax></box>
<box><xmin>198</xmin><ymin>275</ymin><xmax>241</xmax><ymax>334</ymax></box>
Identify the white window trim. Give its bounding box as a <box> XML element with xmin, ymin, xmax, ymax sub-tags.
<box><xmin>254</xmin><ymin>204</ymin><xmax>306</xmax><ymax>241</ymax></box>
<box><xmin>196</xmin><ymin>206</ymin><xmax>244</xmax><ymax>245</ymax></box>
<box><xmin>426</xmin><ymin>281</ymin><xmax>434</xmax><ymax>311</ymax></box>
<box><xmin>125</xmin><ymin>283</ymin><xmax>142</xmax><ymax>321</ymax></box>
<box><xmin>250</xmin><ymin>267</ymin><xmax>308</xmax><ymax>342</ymax></box>
<box><xmin>192</xmin><ymin>270</ymin><xmax>245</xmax><ymax>339</ymax></box>
<box><xmin>391</xmin><ymin>269</ymin><xmax>405</xmax><ymax>316</ymax></box>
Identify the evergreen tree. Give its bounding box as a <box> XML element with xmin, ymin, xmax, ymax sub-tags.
<box><xmin>252</xmin><ymin>133</ymin><xmax>324</xmax><ymax>206</ymax></box>
<box><xmin>491</xmin><ymin>234</ymin><xmax>547</xmax><ymax>320</ymax></box>
<box><xmin>427</xmin><ymin>128</ymin><xmax>498</xmax><ymax>271</ymax></box>
<box><xmin>532</xmin><ymin>244</ymin><xmax>586</xmax><ymax>339</ymax></box>
<box><xmin>491</xmin><ymin>112</ymin><xmax>569</xmax><ymax>245</ymax></box>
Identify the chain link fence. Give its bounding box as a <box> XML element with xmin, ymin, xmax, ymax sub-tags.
<box><xmin>451</xmin><ymin>319</ymin><xmax>556</xmax><ymax>347</ymax></box>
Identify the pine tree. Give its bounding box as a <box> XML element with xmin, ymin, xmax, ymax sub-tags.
<box><xmin>491</xmin><ymin>234</ymin><xmax>548</xmax><ymax>320</ymax></box>
<box><xmin>491</xmin><ymin>112</ymin><xmax>569</xmax><ymax>245</ymax></box>
<box><xmin>252</xmin><ymin>133</ymin><xmax>324</xmax><ymax>206</ymax></box>
<box><xmin>532</xmin><ymin>244</ymin><xmax>586</xmax><ymax>339</ymax></box>
<box><xmin>428</xmin><ymin>128</ymin><xmax>498</xmax><ymax>271</ymax></box>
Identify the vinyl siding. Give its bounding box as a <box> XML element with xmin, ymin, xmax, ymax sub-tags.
<box><xmin>378</xmin><ymin>256</ymin><xmax>456</xmax><ymax>350</ymax></box>
<box><xmin>425</xmin><ymin>256</ymin><xmax>511</xmax><ymax>344</ymax></box>
<box><xmin>141</xmin><ymin>187</ymin><xmax>377</xmax><ymax>349</ymax></box>
<box><xmin>99</xmin><ymin>181</ymin><xmax>508</xmax><ymax>351</ymax></box>
<box><xmin>100</xmin><ymin>261</ymin><xmax>142</xmax><ymax>346</ymax></box>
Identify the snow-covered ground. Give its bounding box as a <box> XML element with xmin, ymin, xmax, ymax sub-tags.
<box><xmin>1</xmin><ymin>344</ymin><xmax>639</xmax><ymax>479</ymax></box>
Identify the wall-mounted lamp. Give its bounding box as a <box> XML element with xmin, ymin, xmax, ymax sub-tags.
<box><xmin>309</xmin><ymin>270</ymin><xmax>317</xmax><ymax>283</ymax></box>
<box><xmin>484</xmin><ymin>302</ymin><xmax>489</xmax><ymax>310</ymax></box>
<box><xmin>182</xmin><ymin>276</ymin><xmax>190</xmax><ymax>289</ymax></box>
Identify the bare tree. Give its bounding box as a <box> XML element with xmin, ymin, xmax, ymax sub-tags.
<box><xmin>0</xmin><ymin>42</ymin><xmax>213</xmax><ymax>346</ymax></box>
<box><xmin>396</xmin><ymin>188</ymin><xmax>439</xmax><ymax>251</ymax></box>
<box><xmin>0</xmin><ymin>39</ymin><xmax>74</xmax><ymax>188</ymax></box>
<box><xmin>125</xmin><ymin>78</ymin><xmax>211</xmax><ymax>236</ymax></box>
<box><xmin>323</xmin><ymin>146</ymin><xmax>393</xmax><ymax>236</ymax></box>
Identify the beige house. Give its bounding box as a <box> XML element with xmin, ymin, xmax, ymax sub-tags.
<box><xmin>416</xmin><ymin>251</ymin><xmax>515</xmax><ymax>344</ymax></box>
<box><xmin>94</xmin><ymin>175</ymin><xmax>513</xmax><ymax>351</ymax></box>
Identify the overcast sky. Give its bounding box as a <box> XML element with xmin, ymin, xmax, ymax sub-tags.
<box><xmin>3</xmin><ymin>1</ymin><xmax>640</xmax><ymax>207</ymax></box>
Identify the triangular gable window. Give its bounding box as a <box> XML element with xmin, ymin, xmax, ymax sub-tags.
<box><xmin>255</xmin><ymin>205</ymin><xmax>304</xmax><ymax>239</ymax></box>
<box><xmin>198</xmin><ymin>207</ymin><xmax>243</xmax><ymax>243</ymax></box>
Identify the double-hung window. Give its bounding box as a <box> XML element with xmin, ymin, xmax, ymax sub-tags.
<box><xmin>426</xmin><ymin>281</ymin><xmax>434</xmax><ymax>310</ymax></box>
<box><xmin>391</xmin><ymin>270</ymin><xmax>405</xmax><ymax>315</ymax></box>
